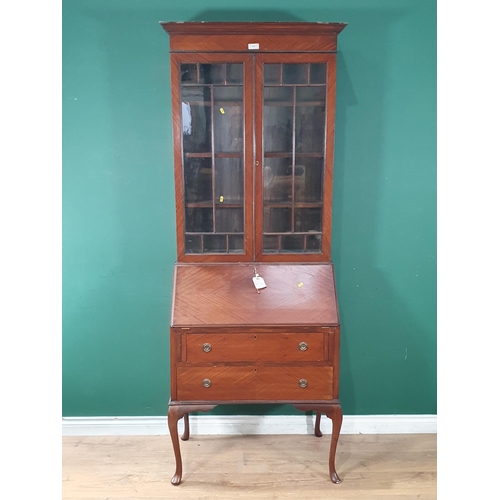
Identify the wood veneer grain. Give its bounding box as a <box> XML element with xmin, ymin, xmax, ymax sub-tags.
<box><xmin>171</xmin><ymin>263</ymin><xmax>339</xmax><ymax>327</ymax></box>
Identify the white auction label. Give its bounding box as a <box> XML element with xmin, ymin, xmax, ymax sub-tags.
<box><xmin>248</xmin><ymin>43</ymin><xmax>260</xmax><ymax>50</ymax></box>
<box><xmin>252</xmin><ymin>275</ymin><xmax>267</xmax><ymax>290</ymax></box>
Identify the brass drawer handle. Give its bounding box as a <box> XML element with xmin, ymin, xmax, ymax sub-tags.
<box><xmin>202</xmin><ymin>378</ymin><xmax>212</xmax><ymax>388</ymax></box>
<box><xmin>298</xmin><ymin>342</ymin><xmax>308</xmax><ymax>351</ymax></box>
<box><xmin>202</xmin><ymin>343</ymin><xmax>212</xmax><ymax>353</ymax></box>
<box><xmin>298</xmin><ymin>379</ymin><xmax>308</xmax><ymax>388</ymax></box>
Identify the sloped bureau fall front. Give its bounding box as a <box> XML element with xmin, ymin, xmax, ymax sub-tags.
<box><xmin>160</xmin><ymin>21</ymin><xmax>347</xmax><ymax>485</ymax></box>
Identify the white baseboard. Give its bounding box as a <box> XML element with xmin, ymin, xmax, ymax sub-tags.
<box><xmin>62</xmin><ymin>414</ymin><xmax>436</xmax><ymax>436</ymax></box>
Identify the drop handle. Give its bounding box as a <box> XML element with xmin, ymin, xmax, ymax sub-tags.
<box><xmin>298</xmin><ymin>379</ymin><xmax>308</xmax><ymax>388</ymax></box>
<box><xmin>202</xmin><ymin>378</ymin><xmax>212</xmax><ymax>388</ymax></box>
<box><xmin>298</xmin><ymin>342</ymin><xmax>308</xmax><ymax>351</ymax></box>
<box><xmin>202</xmin><ymin>343</ymin><xmax>212</xmax><ymax>353</ymax></box>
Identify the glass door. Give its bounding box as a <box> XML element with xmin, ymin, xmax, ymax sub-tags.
<box><xmin>255</xmin><ymin>54</ymin><xmax>336</xmax><ymax>261</ymax></box>
<box><xmin>171</xmin><ymin>54</ymin><xmax>253</xmax><ymax>261</ymax></box>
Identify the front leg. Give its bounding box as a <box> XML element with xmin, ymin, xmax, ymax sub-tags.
<box><xmin>167</xmin><ymin>404</ymin><xmax>217</xmax><ymax>485</ymax></box>
<box><xmin>167</xmin><ymin>406</ymin><xmax>185</xmax><ymax>485</ymax></box>
<box><xmin>326</xmin><ymin>404</ymin><xmax>343</xmax><ymax>483</ymax></box>
<box><xmin>294</xmin><ymin>402</ymin><xmax>343</xmax><ymax>483</ymax></box>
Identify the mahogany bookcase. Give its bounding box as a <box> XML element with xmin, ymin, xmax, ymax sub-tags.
<box><xmin>160</xmin><ymin>21</ymin><xmax>347</xmax><ymax>485</ymax></box>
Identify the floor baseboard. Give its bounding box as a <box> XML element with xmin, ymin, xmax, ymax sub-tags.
<box><xmin>62</xmin><ymin>414</ymin><xmax>436</xmax><ymax>436</ymax></box>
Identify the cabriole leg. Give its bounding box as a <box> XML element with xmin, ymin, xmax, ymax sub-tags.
<box><xmin>295</xmin><ymin>403</ymin><xmax>343</xmax><ymax>483</ymax></box>
<box><xmin>167</xmin><ymin>404</ymin><xmax>217</xmax><ymax>485</ymax></box>
<box><xmin>327</xmin><ymin>404</ymin><xmax>343</xmax><ymax>483</ymax></box>
<box><xmin>167</xmin><ymin>406</ymin><xmax>184</xmax><ymax>485</ymax></box>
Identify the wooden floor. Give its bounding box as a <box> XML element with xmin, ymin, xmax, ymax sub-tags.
<box><xmin>62</xmin><ymin>433</ymin><xmax>436</xmax><ymax>499</ymax></box>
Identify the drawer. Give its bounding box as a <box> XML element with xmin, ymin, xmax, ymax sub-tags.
<box><xmin>177</xmin><ymin>366</ymin><xmax>333</xmax><ymax>401</ymax></box>
<box><xmin>185</xmin><ymin>332</ymin><xmax>325</xmax><ymax>363</ymax></box>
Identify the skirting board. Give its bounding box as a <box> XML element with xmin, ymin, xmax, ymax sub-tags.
<box><xmin>62</xmin><ymin>414</ymin><xmax>436</xmax><ymax>436</ymax></box>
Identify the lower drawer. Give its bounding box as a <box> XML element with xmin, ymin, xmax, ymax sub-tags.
<box><xmin>176</xmin><ymin>366</ymin><xmax>333</xmax><ymax>401</ymax></box>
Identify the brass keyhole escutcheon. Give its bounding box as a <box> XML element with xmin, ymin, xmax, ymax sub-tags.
<box><xmin>298</xmin><ymin>342</ymin><xmax>308</xmax><ymax>351</ymax></box>
<box><xmin>202</xmin><ymin>343</ymin><xmax>212</xmax><ymax>353</ymax></box>
<box><xmin>298</xmin><ymin>379</ymin><xmax>308</xmax><ymax>388</ymax></box>
<box><xmin>202</xmin><ymin>378</ymin><xmax>212</xmax><ymax>388</ymax></box>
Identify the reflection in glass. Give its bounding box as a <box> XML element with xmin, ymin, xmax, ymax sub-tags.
<box><xmin>296</xmin><ymin>86</ymin><xmax>326</xmax><ymax>102</ymax></box>
<box><xmin>214</xmin><ymin>86</ymin><xmax>243</xmax><ymax>101</ymax></box>
<box><xmin>296</xmin><ymin>105</ymin><xmax>325</xmax><ymax>153</ymax></box>
<box><xmin>294</xmin><ymin>208</ymin><xmax>322</xmax><ymax>232</ymax></box>
<box><xmin>200</xmin><ymin>64</ymin><xmax>225</xmax><ymax>84</ymax></box>
<box><xmin>203</xmin><ymin>234</ymin><xmax>226</xmax><ymax>253</ymax></box>
<box><xmin>306</xmin><ymin>234</ymin><xmax>322</xmax><ymax>251</ymax></box>
<box><xmin>185</xmin><ymin>234</ymin><xmax>202</xmax><ymax>253</ymax></box>
<box><xmin>228</xmin><ymin>234</ymin><xmax>244</xmax><ymax>253</ymax></box>
<box><xmin>214</xmin><ymin>87</ymin><xmax>243</xmax><ymax>152</ymax></box>
<box><xmin>185</xmin><ymin>207</ymin><xmax>213</xmax><ymax>233</ymax></box>
<box><xmin>181</xmin><ymin>64</ymin><xmax>197</xmax><ymax>83</ymax></box>
<box><xmin>310</xmin><ymin>63</ymin><xmax>327</xmax><ymax>84</ymax></box>
<box><xmin>263</xmin><ymin>158</ymin><xmax>293</xmax><ymax>202</ymax></box>
<box><xmin>282</xmin><ymin>64</ymin><xmax>308</xmax><ymax>84</ymax></box>
<box><xmin>181</xmin><ymin>86</ymin><xmax>210</xmax><ymax>103</ymax></box>
<box><xmin>215</xmin><ymin>208</ymin><xmax>243</xmax><ymax>233</ymax></box>
<box><xmin>264</xmin><ymin>105</ymin><xmax>293</xmax><ymax>152</ymax></box>
<box><xmin>215</xmin><ymin>158</ymin><xmax>243</xmax><ymax>203</ymax></box>
<box><xmin>227</xmin><ymin>64</ymin><xmax>243</xmax><ymax>83</ymax></box>
<box><xmin>264</xmin><ymin>87</ymin><xmax>293</xmax><ymax>103</ymax></box>
<box><xmin>184</xmin><ymin>158</ymin><xmax>212</xmax><ymax>203</ymax></box>
<box><xmin>264</xmin><ymin>207</ymin><xmax>291</xmax><ymax>233</ymax></box>
<box><xmin>264</xmin><ymin>64</ymin><xmax>281</xmax><ymax>84</ymax></box>
<box><xmin>182</xmin><ymin>103</ymin><xmax>211</xmax><ymax>153</ymax></box>
<box><xmin>294</xmin><ymin>158</ymin><xmax>323</xmax><ymax>203</ymax></box>
<box><xmin>263</xmin><ymin>235</ymin><xmax>279</xmax><ymax>253</ymax></box>
<box><xmin>281</xmin><ymin>235</ymin><xmax>304</xmax><ymax>252</ymax></box>
<box><xmin>214</xmin><ymin>106</ymin><xmax>243</xmax><ymax>152</ymax></box>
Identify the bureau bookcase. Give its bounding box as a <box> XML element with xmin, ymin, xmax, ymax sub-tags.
<box><xmin>160</xmin><ymin>21</ymin><xmax>347</xmax><ymax>485</ymax></box>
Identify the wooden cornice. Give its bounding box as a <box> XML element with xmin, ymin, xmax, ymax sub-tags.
<box><xmin>160</xmin><ymin>21</ymin><xmax>347</xmax><ymax>37</ymax></box>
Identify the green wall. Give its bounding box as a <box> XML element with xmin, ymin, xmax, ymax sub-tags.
<box><xmin>63</xmin><ymin>0</ymin><xmax>436</xmax><ymax>416</ymax></box>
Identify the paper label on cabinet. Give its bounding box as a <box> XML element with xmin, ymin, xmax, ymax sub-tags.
<box><xmin>248</xmin><ymin>43</ymin><xmax>259</xmax><ymax>50</ymax></box>
<box><xmin>252</xmin><ymin>276</ymin><xmax>267</xmax><ymax>290</ymax></box>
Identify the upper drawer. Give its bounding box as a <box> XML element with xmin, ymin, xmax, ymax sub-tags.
<box><xmin>185</xmin><ymin>332</ymin><xmax>325</xmax><ymax>363</ymax></box>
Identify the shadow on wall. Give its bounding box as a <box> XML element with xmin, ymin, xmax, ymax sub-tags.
<box><xmin>332</xmin><ymin>12</ymin><xmax>436</xmax><ymax>414</ymax></box>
